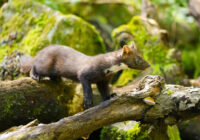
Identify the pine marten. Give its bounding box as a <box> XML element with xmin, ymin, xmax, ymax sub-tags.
<box><xmin>20</xmin><ymin>44</ymin><xmax>150</xmax><ymax>108</ymax></box>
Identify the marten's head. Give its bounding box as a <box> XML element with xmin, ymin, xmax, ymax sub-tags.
<box><xmin>121</xmin><ymin>43</ymin><xmax>150</xmax><ymax>70</ymax></box>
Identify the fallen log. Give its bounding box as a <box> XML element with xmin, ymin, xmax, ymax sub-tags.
<box><xmin>1</xmin><ymin>75</ymin><xmax>200</xmax><ymax>140</ymax></box>
<box><xmin>0</xmin><ymin>78</ymin><xmax>83</xmax><ymax>131</ymax></box>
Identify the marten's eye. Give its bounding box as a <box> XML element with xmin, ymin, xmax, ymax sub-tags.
<box><xmin>135</xmin><ymin>58</ymin><xmax>142</xmax><ymax>64</ymax></box>
<box><xmin>135</xmin><ymin>58</ymin><xmax>139</xmax><ymax>64</ymax></box>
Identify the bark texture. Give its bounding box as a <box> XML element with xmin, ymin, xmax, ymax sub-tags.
<box><xmin>1</xmin><ymin>75</ymin><xmax>200</xmax><ymax>140</ymax></box>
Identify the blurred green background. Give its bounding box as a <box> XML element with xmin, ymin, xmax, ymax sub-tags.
<box><xmin>1</xmin><ymin>0</ymin><xmax>200</xmax><ymax>140</ymax></box>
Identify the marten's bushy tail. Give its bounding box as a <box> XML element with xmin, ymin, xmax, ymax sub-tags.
<box><xmin>19</xmin><ymin>55</ymin><xmax>34</xmax><ymax>74</ymax></box>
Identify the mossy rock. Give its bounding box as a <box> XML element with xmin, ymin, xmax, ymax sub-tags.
<box><xmin>112</xmin><ymin>16</ymin><xmax>178</xmax><ymax>86</ymax></box>
<box><xmin>36</xmin><ymin>0</ymin><xmax>137</xmax><ymax>28</ymax></box>
<box><xmin>0</xmin><ymin>0</ymin><xmax>106</xmax><ymax>61</ymax></box>
<box><xmin>0</xmin><ymin>77</ymin><xmax>86</xmax><ymax>131</ymax></box>
<box><xmin>0</xmin><ymin>0</ymin><xmax>106</xmax><ymax>125</ymax></box>
<box><xmin>35</xmin><ymin>0</ymin><xmax>137</xmax><ymax>50</ymax></box>
<box><xmin>100</xmin><ymin>121</ymin><xmax>149</xmax><ymax>140</ymax></box>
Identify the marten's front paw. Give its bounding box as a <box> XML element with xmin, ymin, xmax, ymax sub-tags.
<box><xmin>110</xmin><ymin>93</ymin><xmax>117</xmax><ymax>98</ymax></box>
<box><xmin>83</xmin><ymin>100</ymin><xmax>93</xmax><ymax>109</ymax></box>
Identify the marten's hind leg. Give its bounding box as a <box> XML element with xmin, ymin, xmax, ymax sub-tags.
<box><xmin>30</xmin><ymin>66</ymin><xmax>41</xmax><ymax>81</ymax></box>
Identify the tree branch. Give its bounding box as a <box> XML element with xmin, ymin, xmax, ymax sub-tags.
<box><xmin>1</xmin><ymin>75</ymin><xmax>200</xmax><ymax>140</ymax></box>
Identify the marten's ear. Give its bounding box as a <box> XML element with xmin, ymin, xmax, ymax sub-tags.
<box><xmin>122</xmin><ymin>45</ymin><xmax>131</xmax><ymax>53</ymax></box>
<box><xmin>122</xmin><ymin>45</ymin><xmax>132</xmax><ymax>57</ymax></box>
<box><xmin>130</xmin><ymin>41</ymin><xmax>137</xmax><ymax>50</ymax></box>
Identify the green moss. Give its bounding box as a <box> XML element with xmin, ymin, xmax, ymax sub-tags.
<box><xmin>1</xmin><ymin>95</ymin><xmax>21</xmax><ymax>117</ymax></box>
<box><xmin>0</xmin><ymin>0</ymin><xmax>106</xmax><ymax>63</ymax></box>
<box><xmin>0</xmin><ymin>78</ymin><xmax>84</xmax><ymax>131</ymax></box>
<box><xmin>112</xmin><ymin>17</ymin><xmax>169</xmax><ymax>65</ymax></box>
<box><xmin>50</xmin><ymin>14</ymin><xmax>106</xmax><ymax>56</ymax></box>
<box><xmin>126</xmin><ymin>123</ymin><xmax>149</xmax><ymax>140</ymax></box>
<box><xmin>21</xmin><ymin>12</ymin><xmax>56</xmax><ymax>56</ymax></box>
<box><xmin>113</xmin><ymin>69</ymin><xmax>140</xmax><ymax>87</ymax></box>
<box><xmin>112</xmin><ymin>16</ymin><xmax>176</xmax><ymax>86</ymax></box>
<box><xmin>41</xmin><ymin>80</ymin><xmax>74</xmax><ymax>102</ymax></box>
<box><xmin>0</xmin><ymin>90</ymin><xmax>28</xmax><ymax>123</ymax></box>
<box><xmin>100</xmin><ymin>122</ymin><xmax>149</xmax><ymax>140</ymax></box>
<box><xmin>0</xmin><ymin>0</ymin><xmax>54</xmax><ymax>58</ymax></box>
<box><xmin>33</xmin><ymin>105</ymin><xmax>45</xmax><ymax>116</ymax></box>
<box><xmin>39</xmin><ymin>80</ymin><xmax>83</xmax><ymax>115</ymax></box>
<box><xmin>36</xmin><ymin>0</ymin><xmax>136</xmax><ymax>28</ymax></box>
<box><xmin>167</xmin><ymin>90</ymin><xmax>174</xmax><ymax>95</ymax></box>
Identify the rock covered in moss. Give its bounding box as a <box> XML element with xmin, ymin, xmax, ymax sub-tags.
<box><xmin>36</xmin><ymin>0</ymin><xmax>136</xmax><ymax>28</ymax></box>
<box><xmin>36</xmin><ymin>0</ymin><xmax>137</xmax><ymax>50</ymax></box>
<box><xmin>112</xmin><ymin>16</ymin><xmax>170</xmax><ymax>67</ymax></box>
<box><xmin>0</xmin><ymin>77</ymin><xmax>83</xmax><ymax>131</ymax></box>
<box><xmin>0</xmin><ymin>0</ymin><xmax>106</xmax><ymax>125</ymax></box>
<box><xmin>112</xmin><ymin>16</ymin><xmax>167</xmax><ymax>51</ymax></box>
<box><xmin>0</xmin><ymin>0</ymin><xmax>106</xmax><ymax>80</ymax></box>
<box><xmin>112</xmin><ymin>16</ymin><xmax>181</xmax><ymax>86</ymax></box>
<box><xmin>0</xmin><ymin>0</ymin><xmax>106</xmax><ymax>61</ymax></box>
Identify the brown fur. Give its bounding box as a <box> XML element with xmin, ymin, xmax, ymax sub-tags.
<box><xmin>21</xmin><ymin>44</ymin><xmax>150</xmax><ymax>108</ymax></box>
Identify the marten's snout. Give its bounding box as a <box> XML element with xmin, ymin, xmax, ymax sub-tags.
<box><xmin>134</xmin><ymin>58</ymin><xmax>150</xmax><ymax>70</ymax></box>
<box><xmin>143</xmin><ymin>61</ymin><xmax>150</xmax><ymax>70</ymax></box>
<box><xmin>135</xmin><ymin>56</ymin><xmax>150</xmax><ymax>70</ymax></box>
